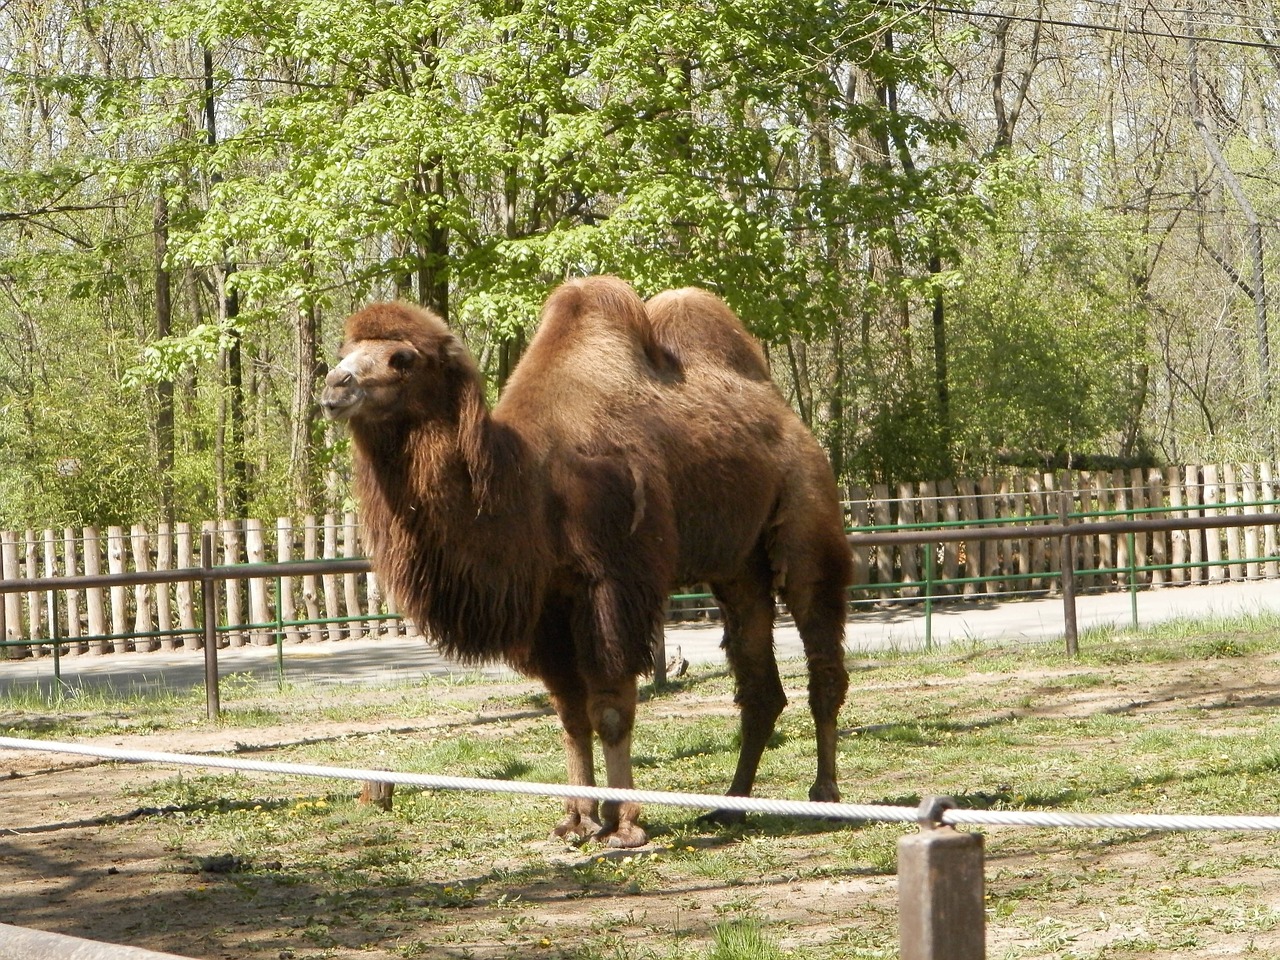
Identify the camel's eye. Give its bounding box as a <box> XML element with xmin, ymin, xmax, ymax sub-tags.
<box><xmin>389</xmin><ymin>347</ymin><xmax>416</xmax><ymax>372</ymax></box>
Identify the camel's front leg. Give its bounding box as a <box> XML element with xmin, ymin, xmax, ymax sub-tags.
<box><xmin>589</xmin><ymin>678</ymin><xmax>648</xmax><ymax>848</ymax></box>
<box><xmin>547</xmin><ymin>678</ymin><xmax>602</xmax><ymax>843</ymax></box>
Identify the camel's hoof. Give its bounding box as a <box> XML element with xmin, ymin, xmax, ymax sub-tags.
<box><xmin>552</xmin><ymin>814</ymin><xmax>603</xmax><ymax>844</ymax></box>
<box><xmin>697</xmin><ymin>808</ymin><xmax>746</xmax><ymax>827</ymax></box>
<box><xmin>600</xmin><ymin>823</ymin><xmax>649</xmax><ymax>849</ymax></box>
<box><xmin>809</xmin><ymin>782</ymin><xmax>841</xmax><ymax>804</ymax></box>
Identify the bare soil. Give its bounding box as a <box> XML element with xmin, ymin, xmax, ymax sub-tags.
<box><xmin>6</xmin><ymin>652</ymin><xmax>1280</xmax><ymax>959</ymax></box>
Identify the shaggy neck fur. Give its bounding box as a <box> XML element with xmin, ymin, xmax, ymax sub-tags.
<box><xmin>350</xmin><ymin>370</ymin><xmax>548</xmax><ymax>665</ymax></box>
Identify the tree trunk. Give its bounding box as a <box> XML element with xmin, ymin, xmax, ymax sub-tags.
<box><xmin>153</xmin><ymin>191</ymin><xmax>174</xmax><ymax>523</ymax></box>
<box><xmin>417</xmin><ymin>164</ymin><xmax>450</xmax><ymax>319</ymax></box>
<box><xmin>291</xmin><ymin>269</ymin><xmax>323</xmax><ymax>512</ymax></box>
<box><xmin>205</xmin><ymin>46</ymin><xmax>249</xmax><ymax>516</ymax></box>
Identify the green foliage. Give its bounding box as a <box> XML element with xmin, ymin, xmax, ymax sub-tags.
<box><xmin>707</xmin><ymin>919</ymin><xmax>786</xmax><ymax>960</ymax></box>
<box><xmin>948</xmin><ymin>181</ymin><xmax>1150</xmax><ymax>468</ymax></box>
<box><xmin>0</xmin><ymin>0</ymin><xmax>998</xmax><ymax>522</ymax></box>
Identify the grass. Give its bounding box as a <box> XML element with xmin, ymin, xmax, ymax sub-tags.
<box><xmin>8</xmin><ymin>612</ymin><xmax>1280</xmax><ymax>958</ymax></box>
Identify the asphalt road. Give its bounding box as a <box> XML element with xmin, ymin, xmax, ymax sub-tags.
<box><xmin>2</xmin><ymin>579</ymin><xmax>1279</xmax><ymax>699</ymax></box>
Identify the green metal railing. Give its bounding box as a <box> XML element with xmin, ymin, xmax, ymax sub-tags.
<box><xmin>4</xmin><ymin>498</ymin><xmax>1280</xmax><ymax>712</ymax></box>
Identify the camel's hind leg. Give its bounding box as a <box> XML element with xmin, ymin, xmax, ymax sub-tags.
<box><xmin>543</xmin><ymin>665</ymin><xmax>603</xmax><ymax>842</ymax></box>
<box><xmin>713</xmin><ymin>573</ymin><xmax>788</xmax><ymax>816</ymax></box>
<box><xmin>779</xmin><ymin>530</ymin><xmax>851</xmax><ymax>803</ymax></box>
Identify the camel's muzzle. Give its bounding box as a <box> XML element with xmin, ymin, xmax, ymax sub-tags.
<box><xmin>321</xmin><ymin>369</ymin><xmax>364</xmax><ymax>420</ymax></box>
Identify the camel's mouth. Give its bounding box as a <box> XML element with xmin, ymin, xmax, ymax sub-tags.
<box><xmin>320</xmin><ymin>387</ymin><xmax>364</xmax><ymax>421</ymax></box>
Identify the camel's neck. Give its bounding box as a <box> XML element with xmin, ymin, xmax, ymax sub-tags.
<box><xmin>348</xmin><ymin>393</ymin><xmax>547</xmax><ymax>664</ymax></box>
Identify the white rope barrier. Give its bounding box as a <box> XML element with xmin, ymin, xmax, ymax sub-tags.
<box><xmin>5</xmin><ymin>735</ymin><xmax>1280</xmax><ymax>832</ymax></box>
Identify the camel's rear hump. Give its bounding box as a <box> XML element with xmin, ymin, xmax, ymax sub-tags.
<box><xmin>646</xmin><ymin>287</ymin><xmax>770</xmax><ymax>380</ymax></box>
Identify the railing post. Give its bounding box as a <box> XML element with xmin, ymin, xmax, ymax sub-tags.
<box><xmin>898</xmin><ymin>797</ymin><xmax>985</xmax><ymax>960</ymax></box>
<box><xmin>50</xmin><ymin>597</ymin><xmax>62</xmax><ymax>697</ymax></box>
<box><xmin>924</xmin><ymin>542</ymin><xmax>935</xmax><ymax>652</ymax></box>
<box><xmin>274</xmin><ymin>575</ymin><xmax>286</xmax><ymax>690</ymax></box>
<box><xmin>1126</xmin><ymin>530</ymin><xmax>1139</xmax><ymax>629</ymax></box>
<box><xmin>1058</xmin><ymin>491</ymin><xmax>1079</xmax><ymax>657</ymax></box>
<box><xmin>200</xmin><ymin>531</ymin><xmax>220</xmax><ymax>721</ymax></box>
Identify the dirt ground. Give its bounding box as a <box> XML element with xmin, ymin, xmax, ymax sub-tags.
<box><xmin>6</xmin><ymin>651</ymin><xmax>1280</xmax><ymax>959</ymax></box>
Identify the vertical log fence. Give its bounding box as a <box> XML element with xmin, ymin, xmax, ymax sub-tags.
<box><xmin>845</xmin><ymin>463</ymin><xmax>1280</xmax><ymax>607</ymax></box>
<box><xmin>0</xmin><ymin>516</ymin><xmax>423</xmax><ymax>666</ymax></box>
<box><xmin>2</xmin><ymin>464</ymin><xmax>1280</xmax><ymax>672</ymax></box>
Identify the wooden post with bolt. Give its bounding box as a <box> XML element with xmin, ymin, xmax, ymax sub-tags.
<box><xmin>898</xmin><ymin>796</ymin><xmax>986</xmax><ymax>960</ymax></box>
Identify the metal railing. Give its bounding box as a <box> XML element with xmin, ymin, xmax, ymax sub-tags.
<box><xmin>848</xmin><ymin>492</ymin><xmax>1280</xmax><ymax>655</ymax></box>
<box><xmin>4</xmin><ymin>502</ymin><xmax>1280</xmax><ymax>714</ymax></box>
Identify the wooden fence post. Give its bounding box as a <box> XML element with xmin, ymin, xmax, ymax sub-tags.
<box><xmin>301</xmin><ymin>515</ymin><xmax>325</xmax><ymax>643</ymax></box>
<box><xmin>1222</xmin><ymin>463</ymin><xmax>1244</xmax><ymax>580</ymax></box>
<box><xmin>1185</xmin><ymin>466</ymin><xmax>1206</xmax><ymax>583</ymax></box>
<box><xmin>1</xmin><ymin>531</ymin><xmax>26</xmax><ymax>660</ymax></box>
<box><xmin>872</xmin><ymin>484</ymin><xmax>894</xmax><ymax>599</ymax></box>
<box><xmin>176</xmin><ymin>523</ymin><xmax>199</xmax><ymax>649</ymax></box>
<box><xmin>1241</xmin><ymin>463</ymin><xmax>1261</xmax><ymax>580</ymax></box>
<box><xmin>898</xmin><ymin>798</ymin><xmax>985</xmax><ymax>960</ymax></box>
<box><xmin>977</xmin><ymin>476</ymin><xmax>1000</xmax><ymax>594</ymax></box>
<box><xmin>1011</xmin><ymin>475</ymin><xmax>1031</xmax><ymax>592</ymax></box>
<box><xmin>23</xmin><ymin>530</ymin><xmax>43</xmax><ymax>656</ymax></box>
<box><xmin>1168</xmin><ymin>467</ymin><xmax>1187</xmax><ymax>584</ymax></box>
<box><xmin>898</xmin><ymin>483</ymin><xmax>920</xmax><ymax>599</ymax></box>
<box><xmin>131</xmin><ymin>523</ymin><xmax>156</xmax><ymax>652</ymax></box>
<box><xmin>62</xmin><ymin>528</ymin><xmax>84</xmax><ymax>654</ymax></box>
<box><xmin>42</xmin><ymin>529</ymin><xmax>59</xmax><ymax>656</ymax></box>
<box><xmin>1090</xmin><ymin>473</ymin><xmax>1111</xmax><ymax>588</ymax></box>
<box><xmin>322</xmin><ymin>514</ymin><xmax>342</xmax><ymax>641</ymax></box>
<box><xmin>83</xmin><ymin>527</ymin><xmax>107</xmax><ymax>655</ymax></box>
<box><xmin>1112</xmin><ymin>472</ymin><xmax>1130</xmax><ymax>587</ymax></box>
<box><xmin>938</xmin><ymin>479</ymin><xmax>959</xmax><ymax>592</ymax></box>
<box><xmin>342</xmin><ymin>511</ymin><xmax>363</xmax><ymax>638</ymax></box>
<box><xmin>200</xmin><ymin>531</ymin><xmax>220</xmax><ymax>719</ymax></box>
<box><xmin>1147</xmin><ymin>468</ymin><xmax>1167</xmax><ymax>588</ymax></box>
<box><xmin>920</xmin><ymin>481</ymin><xmax>940</xmax><ymax>598</ymax></box>
<box><xmin>957</xmin><ymin>478</ymin><xmax>980</xmax><ymax>595</ymax></box>
<box><xmin>277</xmin><ymin>518</ymin><xmax>303</xmax><ymax>644</ymax></box>
<box><xmin>1059</xmin><ymin>490</ymin><xmax>1079</xmax><ymax>658</ymax></box>
<box><xmin>221</xmin><ymin>520</ymin><xmax>245</xmax><ymax>647</ymax></box>
<box><xmin>1128</xmin><ymin>468</ymin><xmax>1150</xmax><ymax>587</ymax></box>
<box><xmin>1204</xmin><ymin>465</ymin><xmax>1224</xmax><ymax>581</ymax></box>
<box><xmin>156</xmin><ymin>523</ymin><xmax>175</xmax><ymax>651</ymax></box>
<box><xmin>849</xmin><ymin>488</ymin><xmax>871</xmax><ymax>592</ymax></box>
<box><xmin>245</xmin><ymin>519</ymin><xmax>272</xmax><ymax>645</ymax></box>
<box><xmin>1262</xmin><ymin>462</ymin><xmax>1280</xmax><ymax>578</ymax></box>
<box><xmin>1075</xmin><ymin>473</ymin><xmax>1096</xmax><ymax>591</ymax></box>
<box><xmin>106</xmin><ymin>526</ymin><xmax>128</xmax><ymax>653</ymax></box>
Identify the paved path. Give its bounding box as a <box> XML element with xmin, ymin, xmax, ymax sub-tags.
<box><xmin>2</xmin><ymin>580</ymin><xmax>1279</xmax><ymax>698</ymax></box>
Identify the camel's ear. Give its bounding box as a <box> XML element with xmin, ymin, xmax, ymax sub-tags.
<box><xmin>440</xmin><ymin>335</ymin><xmax>469</xmax><ymax>364</ymax></box>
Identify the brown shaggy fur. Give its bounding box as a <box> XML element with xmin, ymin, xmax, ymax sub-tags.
<box><xmin>322</xmin><ymin>276</ymin><xmax>851</xmax><ymax>847</ymax></box>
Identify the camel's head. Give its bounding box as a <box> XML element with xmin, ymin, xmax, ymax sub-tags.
<box><xmin>322</xmin><ymin>302</ymin><xmax>474</xmax><ymax>424</ymax></box>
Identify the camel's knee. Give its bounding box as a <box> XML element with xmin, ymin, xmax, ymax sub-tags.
<box><xmin>588</xmin><ymin>688</ymin><xmax>636</xmax><ymax>747</ymax></box>
<box><xmin>734</xmin><ymin>669</ymin><xmax>788</xmax><ymax>722</ymax></box>
<box><xmin>594</xmin><ymin>706</ymin><xmax>628</xmax><ymax>745</ymax></box>
<box><xmin>807</xmin><ymin>658</ymin><xmax>848</xmax><ymax>719</ymax></box>
<box><xmin>786</xmin><ymin>581</ymin><xmax>849</xmax><ymax>720</ymax></box>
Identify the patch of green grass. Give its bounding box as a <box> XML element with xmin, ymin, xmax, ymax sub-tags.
<box><xmin>707</xmin><ymin>918</ymin><xmax>786</xmax><ymax>960</ymax></box>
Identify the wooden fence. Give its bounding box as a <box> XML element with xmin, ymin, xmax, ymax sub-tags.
<box><xmin>2</xmin><ymin>464</ymin><xmax>1279</xmax><ymax>659</ymax></box>
<box><xmin>848</xmin><ymin>464</ymin><xmax>1280</xmax><ymax>599</ymax></box>
<box><xmin>0</xmin><ymin>514</ymin><xmax>414</xmax><ymax>659</ymax></box>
